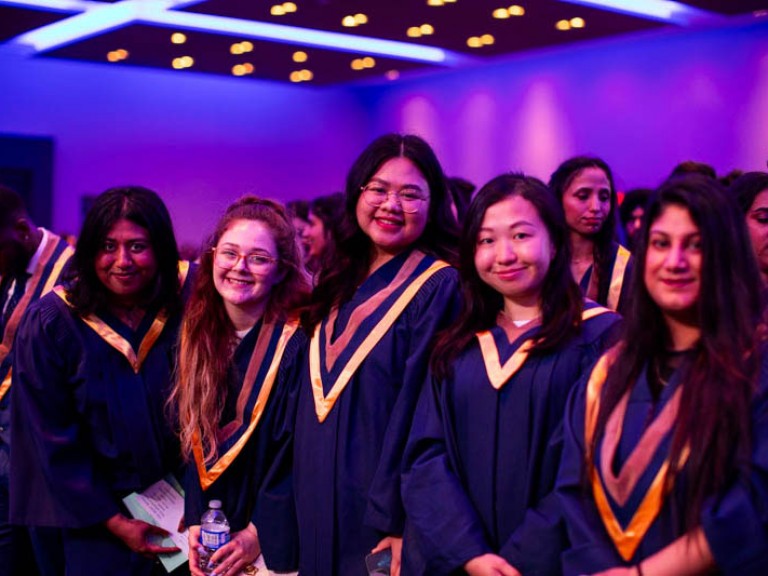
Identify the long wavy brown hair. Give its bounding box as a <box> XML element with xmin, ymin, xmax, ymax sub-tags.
<box><xmin>172</xmin><ymin>196</ymin><xmax>311</xmax><ymax>463</ymax></box>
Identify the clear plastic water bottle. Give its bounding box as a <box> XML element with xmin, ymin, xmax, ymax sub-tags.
<box><xmin>198</xmin><ymin>500</ymin><xmax>230</xmax><ymax>575</ymax></box>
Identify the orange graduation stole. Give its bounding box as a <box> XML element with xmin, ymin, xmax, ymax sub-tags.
<box><xmin>0</xmin><ymin>234</ymin><xmax>73</xmax><ymax>401</ymax></box>
<box><xmin>310</xmin><ymin>251</ymin><xmax>450</xmax><ymax>423</ymax></box>
<box><xmin>584</xmin><ymin>349</ymin><xmax>690</xmax><ymax>561</ymax></box>
<box><xmin>477</xmin><ymin>306</ymin><xmax>613</xmax><ymax>390</ymax></box>
<box><xmin>192</xmin><ymin>320</ymin><xmax>298</xmax><ymax>490</ymax></box>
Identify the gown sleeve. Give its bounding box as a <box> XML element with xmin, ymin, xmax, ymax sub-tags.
<box><xmin>700</xmin><ymin>357</ymin><xmax>768</xmax><ymax>574</ymax></box>
<box><xmin>252</xmin><ymin>330</ymin><xmax>306</xmax><ymax>572</ymax></box>
<box><xmin>364</xmin><ymin>268</ymin><xmax>461</xmax><ymax>537</ymax></box>
<box><xmin>401</xmin><ymin>373</ymin><xmax>494</xmax><ymax>573</ymax></box>
<box><xmin>10</xmin><ymin>296</ymin><xmax>121</xmax><ymax>528</ymax></box>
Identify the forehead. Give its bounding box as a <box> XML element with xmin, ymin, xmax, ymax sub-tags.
<box><xmin>370</xmin><ymin>157</ymin><xmax>427</xmax><ymax>186</ymax></box>
<box><xmin>481</xmin><ymin>195</ymin><xmax>544</xmax><ymax>227</ymax></box>
<box><xmin>650</xmin><ymin>204</ymin><xmax>699</xmax><ymax>233</ymax></box>
<box><xmin>749</xmin><ymin>188</ymin><xmax>768</xmax><ymax>210</ymax></box>
<box><xmin>219</xmin><ymin>218</ymin><xmax>277</xmax><ymax>250</ymax></box>
<box><xmin>567</xmin><ymin>167</ymin><xmax>610</xmax><ymax>191</ymax></box>
<box><xmin>105</xmin><ymin>218</ymin><xmax>150</xmax><ymax>238</ymax></box>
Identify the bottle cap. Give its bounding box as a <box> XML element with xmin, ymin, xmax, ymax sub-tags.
<box><xmin>208</xmin><ymin>500</ymin><xmax>222</xmax><ymax>509</ymax></box>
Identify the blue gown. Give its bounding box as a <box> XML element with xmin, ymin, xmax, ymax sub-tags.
<box><xmin>578</xmin><ymin>242</ymin><xmax>633</xmax><ymax>314</ymax></box>
<box><xmin>557</xmin><ymin>350</ymin><xmax>768</xmax><ymax>575</ymax></box>
<box><xmin>0</xmin><ymin>232</ymin><xmax>72</xmax><ymax>576</ymax></box>
<box><xmin>10</xmin><ymin>269</ymin><xmax>192</xmax><ymax>576</ymax></box>
<box><xmin>401</xmin><ymin>305</ymin><xmax>621</xmax><ymax>576</ymax></box>
<box><xmin>183</xmin><ymin>319</ymin><xmax>304</xmax><ymax>572</ymax></box>
<box><xmin>293</xmin><ymin>250</ymin><xmax>460</xmax><ymax>576</ymax></box>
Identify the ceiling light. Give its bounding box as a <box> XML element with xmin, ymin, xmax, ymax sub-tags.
<box><xmin>509</xmin><ymin>5</ymin><xmax>525</xmax><ymax>16</ymax></box>
<box><xmin>385</xmin><ymin>70</ymin><xmax>400</xmax><ymax>80</ymax></box>
<box><xmin>282</xmin><ymin>2</ymin><xmax>297</xmax><ymax>13</ymax></box>
<box><xmin>292</xmin><ymin>50</ymin><xmax>308</xmax><ymax>62</ymax></box>
<box><xmin>556</xmin><ymin>0</ymin><xmax>720</xmax><ymax>25</ymax></box>
<box><xmin>420</xmin><ymin>24</ymin><xmax>434</xmax><ymax>35</ymax></box>
<box><xmin>232</xmin><ymin>64</ymin><xmax>246</xmax><ymax>76</ymax></box>
<box><xmin>106</xmin><ymin>48</ymin><xmax>128</xmax><ymax>62</ymax></box>
<box><xmin>289</xmin><ymin>70</ymin><xmax>301</xmax><ymax>82</ymax></box>
<box><xmin>481</xmin><ymin>33</ymin><xmax>494</xmax><ymax>45</ymax></box>
<box><xmin>240</xmin><ymin>40</ymin><xmax>253</xmax><ymax>52</ymax></box>
<box><xmin>7</xmin><ymin>0</ymin><xmax>463</xmax><ymax>66</ymax></box>
<box><xmin>493</xmin><ymin>8</ymin><xmax>510</xmax><ymax>19</ymax></box>
<box><xmin>407</xmin><ymin>26</ymin><xmax>421</xmax><ymax>38</ymax></box>
<box><xmin>230</xmin><ymin>43</ymin><xmax>243</xmax><ymax>54</ymax></box>
<box><xmin>341</xmin><ymin>15</ymin><xmax>356</xmax><ymax>27</ymax></box>
<box><xmin>427</xmin><ymin>0</ymin><xmax>444</xmax><ymax>5</ymax></box>
<box><xmin>270</xmin><ymin>5</ymin><xmax>285</xmax><ymax>16</ymax></box>
<box><xmin>354</xmin><ymin>13</ymin><xmax>368</xmax><ymax>25</ymax></box>
<box><xmin>467</xmin><ymin>36</ymin><xmax>482</xmax><ymax>48</ymax></box>
<box><xmin>242</xmin><ymin>62</ymin><xmax>254</xmax><ymax>73</ymax></box>
<box><xmin>570</xmin><ymin>17</ymin><xmax>585</xmax><ymax>27</ymax></box>
<box><xmin>555</xmin><ymin>19</ymin><xmax>571</xmax><ymax>30</ymax></box>
<box><xmin>171</xmin><ymin>32</ymin><xmax>186</xmax><ymax>44</ymax></box>
<box><xmin>298</xmin><ymin>69</ymin><xmax>312</xmax><ymax>81</ymax></box>
<box><xmin>444</xmin><ymin>0</ymin><xmax>456</xmax><ymax>3</ymax></box>
<box><xmin>362</xmin><ymin>56</ymin><xmax>375</xmax><ymax>68</ymax></box>
<box><xmin>351</xmin><ymin>58</ymin><xmax>364</xmax><ymax>70</ymax></box>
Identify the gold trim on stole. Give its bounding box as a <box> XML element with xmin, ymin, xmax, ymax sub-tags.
<box><xmin>584</xmin><ymin>350</ymin><xmax>690</xmax><ymax>561</ymax></box>
<box><xmin>606</xmin><ymin>245</ymin><xmax>631</xmax><ymax>311</ymax></box>
<box><xmin>310</xmin><ymin>260</ymin><xmax>450</xmax><ymax>423</ymax></box>
<box><xmin>477</xmin><ymin>306</ymin><xmax>613</xmax><ymax>390</ymax></box>
<box><xmin>53</xmin><ymin>286</ymin><xmax>170</xmax><ymax>374</ymax></box>
<box><xmin>192</xmin><ymin>321</ymin><xmax>298</xmax><ymax>490</ymax></box>
<box><xmin>0</xmin><ymin>236</ymin><xmax>73</xmax><ymax>402</ymax></box>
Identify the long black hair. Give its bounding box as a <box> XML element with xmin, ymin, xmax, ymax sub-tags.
<box><xmin>549</xmin><ymin>156</ymin><xmax>619</xmax><ymax>303</ymax></box>
<box><xmin>66</xmin><ymin>186</ymin><xmax>181</xmax><ymax>316</ymax></box>
<box><xmin>591</xmin><ymin>174</ymin><xmax>764</xmax><ymax>528</ymax></box>
<box><xmin>431</xmin><ymin>173</ymin><xmax>583</xmax><ymax>380</ymax></box>
<box><xmin>303</xmin><ymin>133</ymin><xmax>459</xmax><ymax>329</ymax></box>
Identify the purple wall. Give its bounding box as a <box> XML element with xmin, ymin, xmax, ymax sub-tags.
<box><xmin>0</xmin><ymin>55</ymin><xmax>370</xmax><ymax>246</ymax></box>
<box><xmin>360</xmin><ymin>17</ymin><xmax>768</xmax><ymax>193</ymax></box>
<box><xmin>1</xmin><ymin>17</ymin><xmax>766</xmax><ymax>245</ymax></box>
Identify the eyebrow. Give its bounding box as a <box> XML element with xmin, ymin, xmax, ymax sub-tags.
<box><xmin>368</xmin><ymin>177</ymin><xmax>424</xmax><ymax>191</ymax></box>
<box><xmin>479</xmin><ymin>220</ymin><xmax>536</xmax><ymax>232</ymax></box>
<box><xmin>219</xmin><ymin>242</ymin><xmax>273</xmax><ymax>254</ymax></box>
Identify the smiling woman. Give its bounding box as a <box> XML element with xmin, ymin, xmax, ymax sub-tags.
<box><xmin>172</xmin><ymin>196</ymin><xmax>310</xmax><ymax>576</ymax></box>
<box><xmin>557</xmin><ymin>174</ymin><xmax>768</xmax><ymax>575</ymax></box>
<box><xmin>9</xmin><ymin>186</ymin><xmax>193</xmax><ymax>576</ymax></box>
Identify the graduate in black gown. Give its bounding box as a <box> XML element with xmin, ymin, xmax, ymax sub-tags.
<box><xmin>293</xmin><ymin>134</ymin><xmax>461</xmax><ymax>576</ymax></box>
<box><xmin>173</xmin><ymin>197</ymin><xmax>310</xmax><ymax>575</ymax></box>
<box><xmin>549</xmin><ymin>156</ymin><xmax>632</xmax><ymax>313</ymax></box>
<box><xmin>10</xmin><ymin>186</ymin><xmax>192</xmax><ymax>575</ymax></box>
<box><xmin>401</xmin><ymin>174</ymin><xmax>621</xmax><ymax>576</ymax></box>
<box><xmin>557</xmin><ymin>175</ymin><xmax>768</xmax><ymax>575</ymax></box>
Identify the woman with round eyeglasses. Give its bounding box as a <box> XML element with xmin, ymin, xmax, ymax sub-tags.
<box><xmin>549</xmin><ymin>156</ymin><xmax>632</xmax><ymax>313</ymax></box>
<box><xmin>557</xmin><ymin>175</ymin><xmax>768</xmax><ymax>575</ymax></box>
<box><xmin>293</xmin><ymin>134</ymin><xmax>461</xmax><ymax>576</ymax></box>
<box><xmin>172</xmin><ymin>196</ymin><xmax>310</xmax><ymax>576</ymax></box>
<box><xmin>10</xmin><ymin>186</ymin><xmax>192</xmax><ymax>575</ymax></box>
<box><xmin>400</xmin><ymin>174</ymin><xmax>620</xmax><ymax>576</ymax></box>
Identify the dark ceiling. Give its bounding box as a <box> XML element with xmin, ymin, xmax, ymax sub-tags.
<box><xmin>1</xmin><ymin>0</ymin><xmax>766</xmax><ymax>85</ymax></box>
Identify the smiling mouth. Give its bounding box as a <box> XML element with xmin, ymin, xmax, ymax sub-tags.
<box><xmin>375</xmin><ymin>217</ymin><xmax>404</xmax><ymax>227</ymax></box>
<box><xmin>225</xmin><ymin>277</ymin><xmax>253</xmax><ymax>286</ymax></box>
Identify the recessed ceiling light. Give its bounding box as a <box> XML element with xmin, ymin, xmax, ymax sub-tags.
<box><xmin>232</xmin><ymin>64</ymin><xmax>246</xmax><ymax>76</ymax></box>
<box><xmin>480</xmin><ymin>34</ymin><xmax>494</xmax><ymax>45</ymax></box>
<box><xmin>299</xmin><ymin>69</ymin><xmax>313</xmax><ymax>81</ymax></box>
<box><xmin>509</xmin><ymin>5</ymin><xmax>525</xmax><ymax>16</ymax></box>
<box><xmin>427</xmin><ymin>0</ymin><xmax>444</xmax><ymax>5</ymax></box>
<box><xmin>354</xmin><ymin>13</ymin><xmax>368</xmax><ymax>25</ymax></box>
<box><xmin>555</xmin><ymin>19</ymin><xmax>571</xmax><ymax>30</ymax></box>
<box><xmin>282</xmin><ymin>2</ymin><xmax>297</xmax><ymax>13</ymax></box>
<box><xmin>241</xmin><ymin>41</ymin><xmax>254</xmax><ymax>52</ymax></box>
<box><xmin>420</xmin><ymin>24</ymin><xmax>434</xmax><ymax>35</ymax></box>
<box><xmin>467</xmin><ymin>36</ymin><xmax>482</xmax><ymax>48</ymax></box>
<box><xmin>106</xmin><ymin>49</ymin><xmax>128</xmax><ymax>62</ymax></box>
<box><xmin>362</xmin><ymin>56</ymin><xmax>375</xmax><ymax>68</ymax></box>
<box><xmin>293</xmin><ymin>50</ymin><xmax>308</xmax><ymax>62</ymax></box>
<box><xmin>407</xmin><ymin>26</ymin><xmax>421</xmax><ymax>38</ymax></box>
<box><xmin>385</xmin><ymin>70</ymin><xmax>400</xmax><ymax>80</ymax></box>
<box><xmin>493</xmin><ymin>8</ymin><xmax>510</xmax><ymax>19</ymax></box>
<box><xmin>270</xmin><ymin>5</ymin><xmax>285</xmax><ymax>16</ymax></box>
<box><xmin>570</xmin><ymin>17</ymin><xmax>585</xmax><ymax>27</ymax></box>
<box><xmin>290</xmin><ymin>70</ymin><xmax>301</xmax><ymax>82</ymax></box>
<box><xmin>351</xmin><ymin>58</ymin><xmax>364</xmax><ymax>70</ymax></box>
<box><xmin>171</xmin><ymin>32</ymin><xmax>186</xmax><ymax>44</ymax></box>
<box><xmin>341</xmin><ymin>15</ymin><xmax>357</xmax><ymax>27</ymax></box>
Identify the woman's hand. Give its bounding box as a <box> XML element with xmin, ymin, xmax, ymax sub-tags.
<box><xmin>371</xmin><ymin>536</ymin><xmax>403</xmax><ymax>576</ymax></box>
<box><xmin>187</xmin><ymin>525</ymin><xmax>206</xmax><ymax>576</ymax></box>
<box><xmin>104</xmin><ymin>513</ymin><xmax>180</xmax><ymax>557</ymax></box>
<box><xmin>464</xmin><ymin>554</ymin><xmax>521</xmax><ymax>576</ymax></box>
<box><xmin>208</xmin><ymin>522</ymin><xmax>261</xmax><ymax>576</ymax></box>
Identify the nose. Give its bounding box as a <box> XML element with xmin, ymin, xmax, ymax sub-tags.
<box><xmin>380</xmin><ymin>191</ymin><xmax>404</xmax><ymax>212</ymax></box>
<box><xmin>665</xmin><ymin>243</ymin><xmax>689</xmax><ymax>270</ymax></box>
<box><xmin>588</xmin><ymin>195</ymin><xmax>602</xmax><ymax>213</ymax></box>
<box><xmin>497</xmin><ymin>239</ymin><xmax>517</xmax><ymax>263</ymax></box>
<box><xmin>232</xmin><ymin>254</ymin><xmax>249</xmax><ymax>271</ymax></box>
<box><xmin>115</xmin><ymin>246</ymin><xmax>132</xmax><ymax>267</ymax></box>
